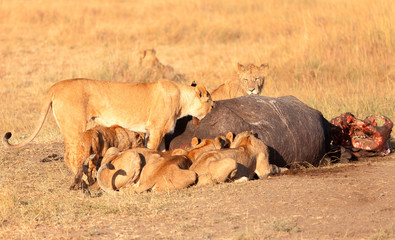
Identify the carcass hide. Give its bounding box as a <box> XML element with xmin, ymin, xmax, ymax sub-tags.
<box><xmin>167</xmin><ymin>95</ymin><xmax>332</xmax><ymax>167</ymax></box>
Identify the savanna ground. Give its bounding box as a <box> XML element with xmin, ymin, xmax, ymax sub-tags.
<box><xmin>0</xmin><ymin>0</ymin><xmax>394</xmax><ymax>239</ymax></box>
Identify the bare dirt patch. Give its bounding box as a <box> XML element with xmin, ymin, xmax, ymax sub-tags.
<box><xmin>1</xmin><ymin>142</ymin><xmax>395</xmax><ymax>239</ymax></box>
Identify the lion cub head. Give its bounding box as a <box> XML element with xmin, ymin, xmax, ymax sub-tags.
<box><xmin>186</xmin><ymin>135</ymin><xmax>230</xmax><ymax>163</ymax></box>
<box><xmin>237</xmin><ymin>63</ymin><xmax>269</xmax><ymax>96</ymax></box>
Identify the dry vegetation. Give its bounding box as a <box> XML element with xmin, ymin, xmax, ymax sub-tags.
<box><xmin>0</xmin><ymin>0</ymin><xmax>394</xmax><ymax>239</ymax></box>
<box><xmin>1</xmin><ymin>0</ymin><xmax>394</xmax><ymax>143</ymax></box>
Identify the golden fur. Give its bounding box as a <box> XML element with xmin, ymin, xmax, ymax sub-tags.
<box><xmin>139</xmin><ymin>49</ymin><xmax>186</xmax><ymax>83</ymax></box>
<box><xmin>3</xmin><ymin>78</ymin><xmax>214</xmax><ymax>175</ymax></box>
<box><xmin>70</xmin><ymin>125</ymin><xmax>144</xmax><ymax>190</ymax></box>
<box><xmin>211</xmin><ymin>63</ymin><xmax>269</xmax><ymax>101</ymax></box>
<box><xmin>95</xmin><ymin>147</ymin><xmax>143</xmax><ymax>194</ymax></box>
<box><xmin>190</xmin><ymin>131</ymin><xmax>286</xmax><ymax>186</ymax></box>
<box><xmin>96</xmin><ymin>147</ymin><xmax>196</xmax><ymax>194</ymax></box>
<box><xmin>135</xmin><ymin>153</ymin><xmax>196</xmax><ymax>193</ymax></box>
<box><xmin>185</xmin><ymin>136</ymin><xmax>230</xmax><ymax>163</ymax></box>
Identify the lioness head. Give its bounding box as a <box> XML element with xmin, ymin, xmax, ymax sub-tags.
<box><xmin>228</xmin><ymin>131</ymin><xmax>255</xmax><ymax>148</ymax></box>
<box><xmin>237</xmin><ymin>63</ymin><xmax>269</xmax><ymax>95</ymax></box>
<box><xmin>139</xmin><ymin>48</ymin><xmax>187</xmax><ymax>83</ymax></box>
<box><xmin>189</xmin><ymin>85</ymin><xmax>215</xmax><ymax>120</ymax></box>
<box><xmin>139</xmin><ymin>49</ymin><xmax>161</xmax><ymax>68</ymax></box>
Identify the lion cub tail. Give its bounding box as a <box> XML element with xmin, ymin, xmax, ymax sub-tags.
<box><xmin>3</xmin><ymin>95</ymin><xmax>53</xmax><ymax>148</ymax></box>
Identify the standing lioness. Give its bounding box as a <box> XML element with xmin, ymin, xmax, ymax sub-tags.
<box><xmin>3</xmin><ymin>78</ymin><xmax>214</xmax><ymax>174</ymax></box>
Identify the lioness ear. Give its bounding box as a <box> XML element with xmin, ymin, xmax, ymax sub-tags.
<box><xmin>149</xmin><ymin>48</ymin><xmax>156</xmax><ymax>55</ymax></box>
<box><xmin>216</xmin><ymin>136</ymin><xmax>229</xmax><ymax>148</ymax></box>
<box><xmin>259</xmin><ymin>63</ymin><xmax>269</xmax><ymax>75</ymax></box>
<box><xmin>248</xmin><ymin>130</ymin><xmax>258</xmax><ymax>138</ymax></box>
<box><xmin>88</xmin><ymin>154</ymin><xmax>96</xmax><ymax>161</ymax></box>
<box><xmin>191</xmin><ymin>137</ymin><xmax>200</xmax><ymax>146</ymax></box>
<box><xmin>195</xmin><ymin>85</ymin><xmax>207</xmax><ymax>98</ymax></box>
<box><xmin>237</xmin><ymin>63</ymin><xmax>245</xmax><ymax>73</ymax></box>
<box><xmin>226</xmin><ymin>132</ymin><xmax>234</xmax><ymax>144</ymax></box>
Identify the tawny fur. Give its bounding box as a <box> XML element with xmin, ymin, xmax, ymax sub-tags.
<box><xmin>70</xmin><ymin>125</ymin><xmax>144</xmax><ymax>189</ymax></box>
<box><xmin>210</xmin><ymin>63</ymin><xmax>269</xmax><ymax>101</ymax></box>
<box><xmin>135</xmin><ymin>153</ymin><xmax>196</xmax><ymax>193</ymax></box>
<box><xmin>95</xmin><ymin>147</ymin><xmax>143</xmax><ymax>194</ymax></box>
<box><xmin>3</xmin><ymin>78</ymin><xmax>214</xmax><ymax>177</ymax></box>
<box><xmin>139</xmin><ymin>49</ymin><xmax>186</xmax><ymax>83</ymax></box>
<box><xmin>96</xmin><ymin>147</ymin><xmax>196</xmax><ymax>194</ymax></box>
<box><xmin>185</xmin><ymin>136</ymin><xmax>230</xmax><ymax>163</ymax></box>
<box><xmin>190</xmin><ymin>131</ymin><xmax>287</xmax><ymax>186</ymax></box>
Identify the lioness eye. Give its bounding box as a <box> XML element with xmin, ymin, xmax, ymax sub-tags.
<box><xmin>244</xmin><ymin>79</ymin><xmax>248</xmax><ymax>82</ymax></box>
<box><xmin>255</xmin><ymin>78</ymin><xmax>260</xmax><ymax>81</ymax></box>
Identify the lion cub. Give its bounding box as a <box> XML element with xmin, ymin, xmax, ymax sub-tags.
<box><xmin>70</xmin><ymin>125</ymin><xmax>144</xmax><ymax>190</ymax></box>
<box><xmin>96</xmin><ymin>147</ymin><xmax>196</xmax><ymax>194</ymax></box>
<box><xmin>190</xmin><ymin>131</ymin><xmax>287</xmax><ymax>186</ymax></box>
<box><xmin>94</xmin><ymin>147</ymin><xmax>143</xmax><ymax>194</ymax></box>
<box><xmin>211</xmin><ymin>63</ymin><xmax>269</xmax><ymax>101</ymax></box>
<box><xmin>135</xmin><ymin>153</ymin><xmax>196</xmax><ymax>193</ymax></box>
<box><xmin>185</xmin><ymin>135</ymin><xmax>230</xmax><ymax>163</ymax></box>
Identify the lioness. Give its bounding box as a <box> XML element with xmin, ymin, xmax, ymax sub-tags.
<box><xmin>70</xmin><ymin>125</ymin><xmax>144</xmax><ymax>190</ymax></box>
<box><xmin>210</xmin><ymin>63</ymin><xmax>269</xmax><ymax>101</ymax></box>
<box><xmin>190</xmin><ymin>131</ymin><xmax>286</xmax><ymax>186</ymax></box>
<box><xmin>96</xmin><ymin>147</ymin><xmax>196</xmax><ymax>194</ymax></box>
<box><xmin>3</xmin><ymin>78</ymin><xmax>214</xmax><ymax>175</ymax></box>
<box><xmin>139</xmin><ymin>49</ymin><xmax>186</xmax><ymax>83</ymax></box>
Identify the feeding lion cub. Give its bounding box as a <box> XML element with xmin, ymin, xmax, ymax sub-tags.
<box><xmin>95</xmin><ymin>147</ymin><xmax>196</xmax><ymax>194</ymax></box>
<box><xmin>3</xmin><ymin>78</ymin><xmax>214</xmax><ymax>176</ymax></box>
<box><xmin>70</xmin><ymin>125</ymin><xmax>144</xmax><ymax>190</ymax></box>
<box><xmin>211</xmin><ymin>63</ymin><xmax>269</xmax><ymax>101</ymax></box>
<box><xmin>190</xmin><ymin>131</ymin><xmax>287</xmax><ymax>186</ymax></box>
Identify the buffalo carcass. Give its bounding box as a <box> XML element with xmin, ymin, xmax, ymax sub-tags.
<box><xmin>167</xmin><ymin>95</ymin><xmax>332</xmax><ymax>167</ymax></box>
<box><xmin>166</xmin><ymin>95</ymin><xmax>393</xmax><ymax>167</ymax></box>
<box><xmin>330</xmin><ymin>112</ymin><xmax>393</xmax><ymax>158</ymax></box>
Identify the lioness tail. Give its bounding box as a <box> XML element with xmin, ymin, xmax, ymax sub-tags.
<box><xmin>3</xmin><ymin>94</ymin><xmax>53</xmax><ymax>148</ymax></box>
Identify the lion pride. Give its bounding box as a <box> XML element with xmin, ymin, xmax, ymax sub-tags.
<box><xmin>3</xmin><ymin>78</ymin><xmax>214</xmax><ymax>175</ymax></box>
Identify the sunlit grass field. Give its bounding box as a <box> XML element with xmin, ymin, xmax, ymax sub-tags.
<box><xmin>0</xmin><ymin>0</ymin><xmax>394</xmax><ymax>143</ymax></box>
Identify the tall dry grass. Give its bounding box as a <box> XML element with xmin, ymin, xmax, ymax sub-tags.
<box><xmin>0</xmin><ymin>0</ymin><xmax>394</xmax><ymax>143</ymax></box>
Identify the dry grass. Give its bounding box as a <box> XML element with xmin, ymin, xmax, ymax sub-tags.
<box><xmin>370</xmin><ymin>224</ymin><xmax>395</xmax><ymax>240</ymax></box>
<box><xmin>0</xmin><ymin>0</ymin><xmax>394</xmax><ymax>238</ymax></box>
<box><xmin>0</xmin><ymin>0</ymin><xmax>394</xmax><ymax>143</ymax></box>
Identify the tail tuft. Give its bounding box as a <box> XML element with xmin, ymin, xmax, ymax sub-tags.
<box><xmin>4</xmin><ymin>132</ymin><xmax>12</xmax><ymax>140</ymax></box>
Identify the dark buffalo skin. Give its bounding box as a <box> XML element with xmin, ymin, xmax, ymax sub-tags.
<box><xmin>167</xmin><ymin>95</ymin><xmax>332</xmax><ymax>167</ymax></box>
